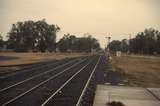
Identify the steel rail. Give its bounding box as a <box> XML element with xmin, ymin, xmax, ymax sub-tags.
<box><xmin>1</xmin><ymin>58</ymin><xmax>86</xmax><ymax>106</ymax></box>
<box><xmin>41</xmin><ymin>59</ymin><xmax>93</xmax><ymax>106</ymax></box>
<box><xmin>0</xmin><ymin>59</ymin><xmax>77</xmax><ymax>93</ymax></box>
<box><xmin>76</xmin><ymin>55</ymin><xmax>101</xmax><ymax>106</ymax></box>
<box><xmin>0</xmin><ymin>58</ymin><xmax>71</xmax><ymax>79</ymax></box>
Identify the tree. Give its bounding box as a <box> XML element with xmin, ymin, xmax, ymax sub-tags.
<box><xmin>57</xmin><ymin>34</ymin><xmax>100</xmax><ymax>52</ymax></box>
<box><xmin>57</xmin><ymin>34</ymin><xmax>71</xmax><ymax>52</ymax></box>
<box><xmin>121</xmin><ymin>39</ymin><xmax>129</xmax><ymax>53</ymax></box>
<box><xmin>156</xmin><ymin>31</ymin><xmax>160</xmax><ymax>53</ymax></box>
<box><xmin>109</xmin><ymin>40</ymin><xmax>121</xmax><ymax>52</ymax></box>
<box><xmin>143</xmin><ymin>28</ymin><xmax>157</xmax><ymax>54</ymax></box>
<box><xmin>7</xmin><ymin>19</ymin><xmax>60</xmax><ymax>52</ymax></box>
<box><xmin>129</xmin><ymin>32</ymin><xmax>146</xmax><ymax>54</ymax></box>
<box><xmin>129</xmin><ymin>28</ymin><xmax>159</xmax><ymax>54</ymax></box>
<box><xmin>108</xmin><ymin>28</ymin><xmax>160</xmax><ymax>55</ymax></box>
<box><xmin>0</xmin><ymin>34</ymin><xmax>4</xmax><ymax>47</ymax></box>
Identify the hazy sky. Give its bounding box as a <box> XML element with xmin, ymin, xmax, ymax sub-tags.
<box><xmin>0</xmin><ymin>0</ymin><xmax>160</xmax><ymax>48</ymax></box>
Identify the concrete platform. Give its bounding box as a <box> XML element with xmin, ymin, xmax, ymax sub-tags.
<box><xmin>147</xmin><ymin>88</ymin><xmax>160</xmax><ymax>100</ymax></box>
<box><xmin>93</xmin><ymin>85</ymin><xmax>160</xmax><ymax>106</ymax></box>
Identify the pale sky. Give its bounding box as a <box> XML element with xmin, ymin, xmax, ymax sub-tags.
<box><xmin>0</xmin><ymin>0</ymin><xmax>160</xmax><ymax>48</ymax></box>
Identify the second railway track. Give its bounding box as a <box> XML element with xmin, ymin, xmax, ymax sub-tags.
<box><xmin>0</xmin><ymin>57</ymin><xmax>83</xmax><ymax>90</ymax></box>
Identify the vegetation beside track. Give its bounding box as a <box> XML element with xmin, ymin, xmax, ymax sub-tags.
<box><xmin>0</xmin><ymin>52</ymin><xmax>89</xmax><ymax>72</ymax></box>
<box><xmin>111</xmin><ymin>55</ymin><xmax>160</xmax><ymax>87</ymax></box>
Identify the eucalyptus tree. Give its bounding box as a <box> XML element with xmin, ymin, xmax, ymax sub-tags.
<box><xmin>7</xmin><ymin>19</ymin><xmax>60</xmax><ymax>52</ymax></box>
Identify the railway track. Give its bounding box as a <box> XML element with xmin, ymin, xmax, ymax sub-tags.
<box><xmin>0</xmin><ymin>59</ymin><xmax>58</xmax><ymax>77</ymax></box>
<box><xmin>0</xmin><ymin>57</ymin><xmax>79</xmax><ymax>79</ymax></box>
<box><xmin>0</xmin><ymin>57</ymin><xmax>87</xmax><ymax>105</ymax></box>
<box><xmin>0</xmin><ymin>55</ymin><xmax>101</xmax><ymax>106</ymax></box>
<box><xmin>44</xmin><ymin>56</ymin><xmax>101</xmax><ymax>106</ymax></box>
<box><xmin>0</xmin><ymin>57</ymin><xmax>81</xmax><ymax>90</ymax></box>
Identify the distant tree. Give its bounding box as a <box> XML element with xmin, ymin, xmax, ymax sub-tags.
<box><xmin>108</xmin><ymin>28</ymin><xmax>160</xmax><ymax>55</ymax></box>
<box><xmin>121</xmin><ymin>39</ymin><xmax>129</xmax><ymax>53</ymax></box>
<box><xmin>57</xmin><ymin>34</ymin><xmax>100</xmax><ymax>52</ymax></box>
<box><xmin>7</xmin><ymin>19</ymin><xmax>60</xmax><ymax>52</ymax></box>
<box><xmin>57</xmin><ymin>34</ymin><xmax>71</xmax><ymax>52</ymax></box>
<box><xmin>0</xmin><ymin>34</ymin><xmax>4</xmax><ymax>47</ymax></box>
<box><xmin>129</xmin><ymin>28</ymin><xmax>159</xmax><ymax>54</ymax></box>
<box><xmin>156</xmin><ymin>31</ymin><xmax>160</xmax><ymax>54</ymax></box>
<box><xmin>109</xmin><ymin>40</ymin><xmax>121</xmax><ymax>52</ymax></box>
<box><xmin>129</xmin><ymin>32</ymin><xmax>145</xmax><ymax>54</ymax></box>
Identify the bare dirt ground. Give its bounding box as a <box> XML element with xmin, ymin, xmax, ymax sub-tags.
<box><xmin>0</xmin><ymin>52</ymin><xmax>87</xmax><ymax>72</ymax></box>
<box><xmin>111</xmin><ymin>55</ymin><xmax>160</xmax><ymax>87</ymax></box>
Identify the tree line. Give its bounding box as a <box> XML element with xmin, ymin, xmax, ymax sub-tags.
<box><xmin>0</xmin><ymin>19</ymin><xmax>100</xmax><ymax>52</ymax></box>
<box><xmin>58</xmin><ymin>33</ymin><xmax>100</xmax><ymax>52</ymax></box>
<box><xmin>0</xmin><ymin>34</ymin><xmax>4</xmax><ymax>48</ymax></box>
<box><xmin>109</xmin><ymin>28</ymin><xmax>160</xmax><ymax>55</ymax></box>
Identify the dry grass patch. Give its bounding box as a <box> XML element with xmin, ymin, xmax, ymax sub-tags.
<box><xmin>111</xmin><ymin>55</ymin><xmax>160</xmax><ymax>87</ymax></box>
<box><xmin>0</xmin><ymin>52</ymin><xmax>88</xmax><ymax>73</ymax></box>
<box><xmin>0</xmin><ymin>52</ymin><xmax>87</xmax><ymax>66</ymax></box>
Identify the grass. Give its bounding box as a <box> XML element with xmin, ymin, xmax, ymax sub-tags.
<box><xmin>0</xmin><ymin>52</ymin><xmax>88</xmax><ymax>73</ymax></box>
<box><xmin>0</xmin><ymin>52</ymin><xmax>87</xmax><ymax>66</ymax></box>
<box><xmin>111</xmin><ymin>55</ymin><xmax>160</xmax><ymax>87</ymax></box>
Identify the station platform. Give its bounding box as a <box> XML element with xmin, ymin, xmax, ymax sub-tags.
<box><xmin>93</xmin><ymin>85</ymin><xmax>160</xmax><ymax>106</ymax></box>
